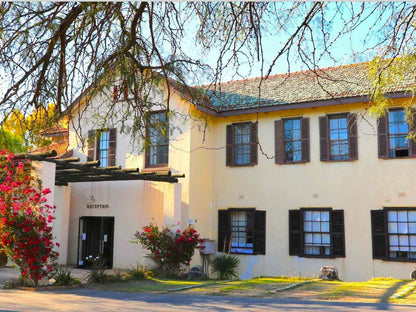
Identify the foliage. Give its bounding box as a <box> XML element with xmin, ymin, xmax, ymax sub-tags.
<box><xmin>0</xmin><ymin>151</ymin><xmax>59</xmax><ymax>287</ymax></box>
<box><xmin>133</xmin><ymin>223</ymin><xmax>204</xmax><ymax>276</ymax></box>
<box><xmin>211</xmin><ymin>254</ymin><xmax>240</xmax><ymax>280</ymax></box>
<box><xmin>3</xmin><ymin>2</ymin><xmax>416</xmax><ymax>145</ymax></box>
<box><xmin>0</xmin><ymin>130</ymin><xmax>27</xmax><ymax>153</ymax></box>
<box><xmin>127</xmin><ymin>263</ymin><xmax>148</xmax><ymax>280</ymax></box>
<box><xmin>85</xmin><ymin>256</ymin><xmax>108</xmax><ymax>283</ymax></box>
<box><xmin>53</xmin><ymin>267</ymin><xmax>80</xmax><ymax>286</ymax></box>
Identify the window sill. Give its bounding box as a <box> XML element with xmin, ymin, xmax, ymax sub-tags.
<box><xmin>377</xmin><ymin>257</ymin><xmax>416</xmax><ymax>262</ymax></box>
<box><xmin>278</xmin><ymin>161</ymin><xmax>309</xmax><ymax>165</ymax></box>
<box><xmin>227</xmin><ymin>164</ymin><xmax>257</xmax><ymax>168</ymax></box>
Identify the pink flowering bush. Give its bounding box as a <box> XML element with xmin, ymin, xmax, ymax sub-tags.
<box><xmin>0</xmin><ymin>151</ymin><xmax>59</xmax><ymax>286</ymax></box>
<box><xmin>134</xmin><ymin>223</ymin><xmax>204</xmax><ymax>276</ymax></box>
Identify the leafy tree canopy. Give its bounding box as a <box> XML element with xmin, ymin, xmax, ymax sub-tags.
<box><xmin>1</xmin><ymin>2</ymin><xmax>416</xmax><ymax>142</ymax></box>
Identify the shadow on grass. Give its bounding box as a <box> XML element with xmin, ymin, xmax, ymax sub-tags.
<box><xmin>379</xmin><ymin>280</ymin><xmax>409</xmax><ymax>303</ymax></box>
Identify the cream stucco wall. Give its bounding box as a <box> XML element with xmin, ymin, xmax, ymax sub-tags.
<box><xmin>59</xmin><ymin>80</ymin><xmax>416</xmax><ymax>280</ymax></box>
<box><xmin>201</xmin><ymin>100</ymin><xmax>416</xmax><ymax>281</ymax></box>
<box><xmin>64</xmin><ymin>86</ymin><xmax>194</xmax><ymax>268</ymax></box>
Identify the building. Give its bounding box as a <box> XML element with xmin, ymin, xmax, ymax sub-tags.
<box><xmin>40</xmin><ymin>61</ymin><xmax>416</xmax><ymax>281</ymax></box>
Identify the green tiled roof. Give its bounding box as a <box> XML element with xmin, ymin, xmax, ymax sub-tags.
<box><xmin>204</xmin><ymin>61</ymin><xmax>415</xmax><ymax>112</ymax></box>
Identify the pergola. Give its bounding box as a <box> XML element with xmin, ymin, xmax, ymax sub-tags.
<box><xmin>14</xmin><ymin>151</ymin><xmax>184</xmax><ymax>185</ymax></box>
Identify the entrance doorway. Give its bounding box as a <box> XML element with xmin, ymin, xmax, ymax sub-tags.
<box><xmin>77</xmin><ymin>217</ymin><xmax>114</xmax><ymax>268</ymax></box>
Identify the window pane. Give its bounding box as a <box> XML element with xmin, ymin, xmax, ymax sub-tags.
<box><xmin>304</xmin><ymin>211</ymin><xmax>312</xmax><ymax>221</ymax></box>
<box><xmin>312</xmin><ymin>211</ymin><xmax>320</xmax><ymax>221</ymax></box>
<box><xmin>398</xmin><ymin>211</ymin><xmax>407</xmax><ymax>222</ymax></box>
<box><xmin>398</xmin><ymin>223</ymin><xmax>408</xmax><ymax>234</ymax></box>
<box><xmin>321</xmin><ymin>222</ymin><xmax>330</xmax><ymax>233</ymax></box>
<box><xmin>399</xmin><ymin>235</ymin><xmax>409</xmax><ymax>246</ymax></box>
<box><xmin>312</xmin><ymin>222</ymin><xmax>320</xmax><ymax>232</ymax></box>
<box><xmin>313</xmin><ymin>233</ymin><xmax>322</xmax><ymax>244</ymax></box>
<box><xmin>304</xmin><ymin>222</ymin><xmax>312</xmax><ymax>232</ymax></box>
<box><xmin>388</xmin><ymin>222</ymin><xmax>398</xmax><ymax>234</ymax></box>
<box><xmin>388</xmin><ymin>211</ymin><xmax>397</xmax><ymax>222</ymax></box>
<box><xmin>305</xmin><ymin>233</ymin><xmax>313</xmax><ymax>243</ymax></box>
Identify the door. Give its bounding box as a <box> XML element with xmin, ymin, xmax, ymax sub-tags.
<box><xmin>77</xmin><ymin>217</ymin><xmax>114</xmax><ymax>268</ymax></box>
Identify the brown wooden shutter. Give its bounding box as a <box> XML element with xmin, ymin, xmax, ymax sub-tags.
<box><xmin>253</xmin><ymin>210</ymin><xmax>266</xmax><ymax>255</ymax></box>
<box><xmin>250</xmin><ymin>122</ymin><xmax>258</xmax><ymax>165</ymax></box>
<box><xmin>377</xmin><ymin>113</ymin><xmax>388</xmax><ymax>158</ymax></box>
<box><xmin>319</xmin><ymin>116</ymin><xmax>329</xmax><ymax>161</ymax></box>
<box><xmin>87</xmin><ymin>130</ymin><xmax>96</xmax><ymax>161</ymax></box>
<box><xmin>113</xmin><ymin>86</ymin><xmax>118</xmax><ymax>102</ymax></box>
<box><xmin>301</xmin><ymin>117</ymin><xmax>310</xmax><ymax>162</ymax></box>
<box><xmin>331</xmin><ymin>210</ymin><xmax>345</xmax><ymax>257</ymax></box>
<box><xmin>409</xmin><ymin>108</ymin><xmax>416</xmax><ymax>157</ymax></box>
<box><xmin>371</xmin><ymin>210</ymin><xmax>387</xmax><ymax>259</ymax></box>
<box><xmin>218</xmin><ymin>210</ymin><xmax>230</xmax><ymax>252</ymax></box>
<box><xmin>226</xmin><ymin>125</ymin><xmax>234</xmax><ymax>166</ymax></box>
<box><xmin>275</xmin><ymin>120</ymin><xmax>284</xmax><ymax>164</ymax></box>
<box><xmin>348</xmin><ymin>113</ymin><xmax>358</xmax><ymax>160</ymax></box>
<box><xmin>289</xmin><ymin>210</ymin><xmax>302</xmax><ymax>256</ymax></box>
<box><xmin>109</xmin><ymin>128</ymin><xmax>117</xmax><ymax>166</ymax></box>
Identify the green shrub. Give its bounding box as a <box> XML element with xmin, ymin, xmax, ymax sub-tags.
<box><xmin>211</xmin><ymin>254</ymin><xmax>240</xmax><ymax>280</ymax></box>
<box><xmin>54</xmin><ymin>267</ymin><xmax>75</xmax><ymax>286</ymax></box>
<box><xmin>128</xmin><ymin>264</ymin><xmax>147</xmax><ymax>280</ymax></box>
<box><xmin>85</xmin><ymin>256</ymin><xmax>108</xmax><ymax>283</ymax></box>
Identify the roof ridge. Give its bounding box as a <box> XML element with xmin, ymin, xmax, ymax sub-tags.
<box><xmin>213</xmin><ymin>60</ymin><xmax>371</xmax><ymax>86</ymax></box>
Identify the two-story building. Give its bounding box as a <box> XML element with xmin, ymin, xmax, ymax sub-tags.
<box><xmin>42</xmin><ymin>61</ymin><xmax>416</xmax><ymax>281</ymax></box>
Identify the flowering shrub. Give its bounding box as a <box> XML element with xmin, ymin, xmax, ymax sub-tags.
<box><xmin>133</xmin><ymin>223</ymin><xmax>204</xmax><ymax>275</ymax></box>
<box><xmin>0</xmin><ymin>151</ymin><xmax>59</xmax><ymax>286</ymax></box>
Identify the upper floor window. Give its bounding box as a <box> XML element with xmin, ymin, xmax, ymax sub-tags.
<box><xmin>378</xmin><ymin>108</ymin><xmax>416</xmax><ymax>158</ymax></box>
<box><xmin>275</xmin><ymin>117</ymin><xmax>309</xmax><ymax>164</ymax></box>
<box><xmin>319</xmin><ymin>113</ymin><xmax>358</xmax><ymax>161</ymax></box>
<box><xmin>87</xmin><ymin>128</ymin><xmax>117</xmax><ymax>167</ymax></box>
<box><xmin>226</xmin><ymin>122</ymin><xmax>257</xmax><ymax>166</ymax></box>
<box><xmin>145</xmin><ymin>111</ymin><xmax>169</xmax><ymax>167</ymax></box>
<box><xmin>371</xmin><ymin>208</ymin><xmax>416</xmax><ymax>261</ymax></box>
<box><xmin>218</xmin><ymin>208</ymin><xmax>265</xmax><ymax>255</ymax></box>
<box><xmin>289</xmin><ymin>208</ymin><xmax>345</xmax><ymax>258</ymax></box>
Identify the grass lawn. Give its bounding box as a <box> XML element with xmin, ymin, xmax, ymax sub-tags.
<box><xmin>86</xmin><ymin>274</ymin><xmax>416</xmax><ymax>305</ymax></box>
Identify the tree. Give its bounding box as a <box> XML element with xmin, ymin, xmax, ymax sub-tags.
<box><xmin>0</xmin><ymin>151</ymin><xmax>58</xmax><ymax>286</ymax></box>
<box><xmin>1</xmin><ymin>2</ymin><xmax>416</xmax><ymax>142</ymax></box>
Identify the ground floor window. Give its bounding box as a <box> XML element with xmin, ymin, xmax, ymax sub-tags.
<box><xmin>218</xmin><ymin>208</ymin><xmax>265</xmax><ymax>255</ymax></box>
<box><xmin>372</xmin><ymin>208</ymin><xmax>416</xmax><ymax>260</ymax></box>
<box><xmin>289</xmin><ymin>208</ymin><xmax>345</xmax><ymax>258</ymax></box>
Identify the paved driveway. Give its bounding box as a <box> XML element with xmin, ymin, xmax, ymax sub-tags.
<box><xmin>0</xmin><ymin>288</ymin><xmax>415</xmax><ymax>312</ymax></box>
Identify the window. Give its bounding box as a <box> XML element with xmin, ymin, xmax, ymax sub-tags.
<box><xmin>275</xmin><ymin>117</ymin><xmax>309</xmax><ymax>164</ymax></box>
<box><xmin>97</xmin><ymin>130</ymin><xmax>110</xmax><ymax>167</ymax></box>
<box><xmin>303</xmin><ymin>210</ymin><xmax>331</xmax><ymax>256</ymax></box>
<box><xmin>378</xmin><ymin>109</ymin><xmax>416</xmax><ymax>158</ymax></box>
<box><xmin>145</xmin><ymin>111</ymin><xmax>169</xmax><ymax>167</ymax></box>
<box><xmin>371</xmin><ymin>208</ymin><xmax>416</xmax><ymax>260</ymax></box>
<box><xmin>289</xmin><ymin>209</ymin><xmax>345</xmax><ymax>258</ymax></box>
<box><xmin>226</xmin><ymin>122</ymin><xmax>258</xmax><ymax>166</ymax></box>
<box><xmin>87</xmin><ymin>128</ymin><xmax>117</xmax><ymax>166</ymax></box>
<box><xmin>218</xmin><ymin>208</ymin><xmax>265</xmax><ymax>255</ymax></box>
<box><xmin>319</xmin><ymin>113</ymin><xmax>357</xmax><ymax>161</ymax></box>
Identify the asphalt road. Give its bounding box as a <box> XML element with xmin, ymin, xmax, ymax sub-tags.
<box><xmin>0</xmin><ymin>288</ymin><xmax>415</xmax><ymax>312</ymax></box>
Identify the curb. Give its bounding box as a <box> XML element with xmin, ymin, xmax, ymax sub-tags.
<box><xmin>269</xmin><ymin>279</ymin><xmax>319</xmax><ymax>294</ymax></box>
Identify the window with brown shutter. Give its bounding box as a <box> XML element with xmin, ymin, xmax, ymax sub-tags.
<box><xmin>372</xmin><ymin>208</ymin><xmax>416</xmax><ymax>261</ymax></box>
<box><xmin>289</xmin><ymin>208</ymin><xmax>345</xmax><ymax>258</ymax></box>
<box><xmin>225</xmin><ymin>122</ymin><xmax>258</xmax><ymax>166</ymax></box>
<box><xmin>218</xmin><ymin>208</ymin><xmax>266</xmax><ymax>255</ymax></box>
<box><xmin>86</xmin><ymin>128</ymin><xmax>117</xmax><ymax>167</ymax></box>
<box><xmin>378</xmin><ymin>108</ymin><xmax>416</xmax><ymax>159</ymax></box>
<box><xmin>319</xmin><ymin>113</ymin><xmax>358</xmax><ymax>161</ymax></box>
<box><xmin>275</xmin><ymin>117</ymin><xmax>309</xmax><ymax>164</ymax></box>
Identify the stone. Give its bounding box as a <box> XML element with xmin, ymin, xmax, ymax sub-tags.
<box><xmin>410</xmin><ymin>268</ymin><xmax>416</xmax><ymax>280</ymax></box>
<box><xmin>319</xmin><ymin>266</ymin><xmax>339</xmax><ymax>281</ymax></box>
<box><xmin>189</xmin><ymin>265</ymin><xmax>205</xmax><ymax>280</ymax></box>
